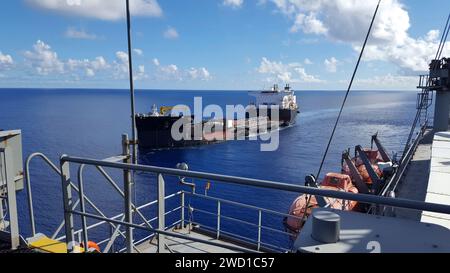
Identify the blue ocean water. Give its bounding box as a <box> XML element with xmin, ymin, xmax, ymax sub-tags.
<box><xmin>0</xmin><ymin>88</ymin><xmax>419</xmax><ymax>250</ymax></box>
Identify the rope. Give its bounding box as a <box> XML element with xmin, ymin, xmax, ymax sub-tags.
<box><xmin>315</xmin><ymin>0</ymin><xmax>382</xmax><ymax>180</ymax></box>
<box><xmin>298</xmin><ymin>0</ymin><xmax>382</xmax><ymax>227</ymax></box>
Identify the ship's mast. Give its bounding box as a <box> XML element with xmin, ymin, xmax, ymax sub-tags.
<box><xmin>126</xmin><ymin>0</ymin><xmax>138</xmax><ymax>165</ymax></box>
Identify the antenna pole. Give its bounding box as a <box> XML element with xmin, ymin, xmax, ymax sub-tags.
<box><xmin>126</xmin><ymin>0</ymin><xmax>138</xmax><ymax>165</ymax></box>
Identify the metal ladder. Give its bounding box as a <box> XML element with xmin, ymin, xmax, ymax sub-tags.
<box><xmin>416</xmin><ymin>75</ymin><xmax>434</xmax><ymax>127</ymax></box>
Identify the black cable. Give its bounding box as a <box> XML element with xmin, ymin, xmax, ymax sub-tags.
<box><xmin>315</xmin><ymin>0</ymin><xmax>382</xmax><ymax>180</ymax></box>
<box><xmin>297</xmin><ymin>0</ymin><xmax>382</xmax><ymax>227</ymax></box>
<box><xmin>401</xmin><ymin>12</ymin><xmax>450</xmax><ymax>161</ymax></box>
<box><xmin>437</xmin><ymin>21</ymin><xmax>450</xmax><ymax>59</ymax></box>
<box><xmin>436</xmin><ymin>13</ymin><xmax>450</xmax><ymax>60</ymax></box>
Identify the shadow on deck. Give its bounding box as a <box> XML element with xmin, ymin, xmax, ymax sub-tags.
<box><xmin>135</xmin><ymin>227</ymin><xmax>252</xmax><ymax>253</ymax></box>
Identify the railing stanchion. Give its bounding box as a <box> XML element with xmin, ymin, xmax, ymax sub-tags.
<box><xmin>24</xmin><ymin>156</ymin><xmax>36</xmax><ymax>237</ymax></box>
<box><xmin>257</xmin><ymin>210</ymin><xmax>262</xmax><ymax>251</ymax></box>
<box><xmin>60</xmin><ymin>157</ymin><xmax>75</xmax><ymax>253</ymax></box>
<box><xmin>181</xmin><ymin>191</ymin><xmax>185</xmax><ymax>228</ymax></box>
<box><xmin>122</xmin><ymin>134</ymin><xmax>133</xmax><ymax>253</ymax></box>
<box><xmin>77</xmin><ymin>165</ymin><xmax>89</xmax><ymax>251</ymax></box>
<box><xmin>217</xmin><ymin>201</ymin><xmax>221</xmax><ymax>239</ymax></box>
<box><xmin>158</xmin><ymin>173</ymin><xmax>167</xmax><ymax>253</ymax></box>
<box><xmin>110</xmin><ymin>225</ymin><xmax>114</xmax><ymax>253</ymax></box>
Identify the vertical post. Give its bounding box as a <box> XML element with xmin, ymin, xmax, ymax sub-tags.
<box><xmin>3</xmin><ymin>148</ymin><xmax>20</xmax><ymax>250</ymax></box>
<box><xmin>125</xmin><ymin>0</ymin><xmax>138</xmax><ymax>165</ymax></box>
<box><xmin>181</xmin><ymin>191</ymin><xmax>185</xmax><ymax>228</ymax></box>
<box><xmin>157</xmin><ymin>173</ymin><xmax>166</xmax><ymax>253</ymax></box>
<box><xmin>60</xmin><ymin>156</ymin><xmax>74</xmax><ymax>253</ymax></box>
<box><xmin>257</xmin><ymin>210</ymin><xmax>262</xmax><ymax>251</ymax></box>
<box><xmin>25</xmin><ymin>159</ymin><xmax>36</xmax><ymax>237</ymax></box>
<box><xmin>216</xmin><ymin>201</ymin><xmax>221</xmax><ymax>239</ymax></box>
<box><xmin>0</xmin><ymin>192</ymin><xmax>3</xmax><ymax>229</ymax></box>
<box><xmin>0</xmin><ymin>174</ymin><xmax>3</xmax><ymax>228</ymax></box>
<box><xmin>110</xmin><ymin>225</ymin><xmax>115</xmax><ymax>253</ymax></box>
<box><xmin>77</xmin><ymin>165</ymin><xmax>89</xmax><ymax>251</ymax></box>
<box><xmin>122</xmin><ymin>134</ymin><xmax>133</xmax><ymax>253</ymax></box>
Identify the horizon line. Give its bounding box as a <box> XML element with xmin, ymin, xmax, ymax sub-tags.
<box><xmin>0</xmin><ymin>87</ymin><xmax>417</xmax><ymax>92</ymax></box>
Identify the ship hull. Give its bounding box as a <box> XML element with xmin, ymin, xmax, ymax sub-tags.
<box><xmin>135</xmin><ymin>116</ymin><xmax>215</xmax><ymax>149</ymax></box>
<box><xmin>279</xmin><ymin>108</ymin><xmax>298</xmax><ymax>126</ymax></box>
<box><xmin>254</xmin><ymin>107</ymin><xmax>299</xmax><ymax>126</ymax></box>
<box><xmin>136</xmin><ymin>108</ymin><xmax>299</xmax><ymax>149</ymax></box>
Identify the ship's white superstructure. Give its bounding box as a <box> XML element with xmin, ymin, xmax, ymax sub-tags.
<box><xmin>250</xmin><ymin>84</ymin><xmax>298</xmax><ymax>110</ymax></box>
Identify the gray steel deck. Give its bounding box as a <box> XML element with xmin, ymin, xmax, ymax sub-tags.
<box><xmin>135</xmin><ymin>227</ymin><xmax>249</xmax><ymax>253</ymax></box>
<box><xmin>421</xmin><ymin>131</ymin><xmax>450</xmax><ymax>228</ymax></box>
<box><xmin>395</xmin><ymin>129</ymin><xmax>434</xmax><ymax>220</ymax></box>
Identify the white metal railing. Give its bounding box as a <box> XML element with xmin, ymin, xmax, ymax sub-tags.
<box><xmin>24</xmin><ymin>132</ymin><xmax>450</xmax><ymax>253</ymax></box>
<box><xmin>183</xmin><ymin>192</ymin><xmax>298</xmax><ymax>252</ymax></box>
<box><xmin>59</xmin><ymin>151</ymin><xmax>450</xmax><ymax>254</ymax></box>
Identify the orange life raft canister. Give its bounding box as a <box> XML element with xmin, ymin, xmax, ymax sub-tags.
<box><xmin>285</xmin><ymin>173</ymin><xmax>358</xmax><ymax>233</ymax></box>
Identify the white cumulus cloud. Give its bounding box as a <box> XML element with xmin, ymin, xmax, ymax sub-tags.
<box><xmin>163</xmin><ymin>26</ymin><xmax>179</xmax><ymax>39</ymax></box>
<box><xmin>223</xmin><ymin>0</ymin><xmax>244</xmax><ymax>8</ymax></box>
<box><xmin>0</xmin><ymin>52</ymin><xmax>13</xmax><ymax>69</ymax></box>
<box><xmin>24</xmin><ymin>40</ymin><xmax>65</xmax><ymax>75</ymax></box>
<box><xmin>134</xmin><ymin>65</ymin><xmax>148</xmax><ymax>80</ymax></box>
<box><xmin>188</xmin><ymin>67</ymin><xmax>211</xmax><ymax>80</ymax></box>
<box><xmin>290</xmin><ymin>12</ymin><xmax>327</xmax><ymax>34</ymax></box>
<box><xmin>26</xmin><ymin>0</ymin><xmax>162</xmax><ymax>21</ymax></box>
<box><xmin>161</xmin><ymin>64</ymin><xmax>179</xmax><ymax>75</ymax></box>
<box><xmin>153</xmin><ymin>59</ymin><xmax>211</xmax><ymax>81</ymax></box>
<box><xmin>258</xmin><ymin>57</ymin><xmax>322</xmax><ymax>83</ymax></box>
<box><xmin>20</xmin><ymin>40</ymin><xmax>152</xmax><ymax>81</ymax></box>
<box><xmin>263</xmin><ymin>0</ymin><xmax>450</xmax><ymax>73</ymax></box>
<box><xmin>133</xmin><ymin>49</ymin><xmax>143</xmax><ymax>56</ymax></box>
<box><xmin>112</xmin><ymin>51</ymin><xmax>130</xmax><ymax>78</ymax></box>
<box><xmin>65</xmin><ymin>27</ymin><xmax>98</xmax><ymax>40</ymax></box>
<box><xmin>351</xmin><ymin>74</ymin><xmax>418</xmax><ymax>90</ymax></box>
<box><xmin>324</xmin><ymin>57</ymin><xmax>338</xmax><ymax>73</ymax></box>
<box><xmin>67</xmin><ymin>56</ymin><xmax>109</xmax><ymax>77</ymax></box>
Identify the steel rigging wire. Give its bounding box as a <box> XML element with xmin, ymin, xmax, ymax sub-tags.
<box><xmin>315</xmin><ymin>0</ymin><xmax>382</xmax><ymax>180</ymax></box>
<box><xmin>401</xmin><ymin>11</ymin><xmax>450</xmax><ymax>162</ymax></box>
<box><xmin>298</xmin><ymin>0</ymin><xmax>382</xmax><ymax>226</ymax></box>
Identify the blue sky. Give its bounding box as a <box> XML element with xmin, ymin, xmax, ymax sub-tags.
<box><xmin>0</xmin><ymin>0</ymin><xmax>449</xmax><ymax>90</ymax></box>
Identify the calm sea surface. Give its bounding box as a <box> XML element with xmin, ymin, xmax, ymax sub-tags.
<box><xmin>0</xmin><ymin>89</ymin><xmax>420</xmax><ymax>250</ymax></box>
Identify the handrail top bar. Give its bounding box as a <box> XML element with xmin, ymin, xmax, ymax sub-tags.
<box><xmin>60</xmin><ymin>155</ymin><xmax>450</xmax><ymax>215</ymax></box>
